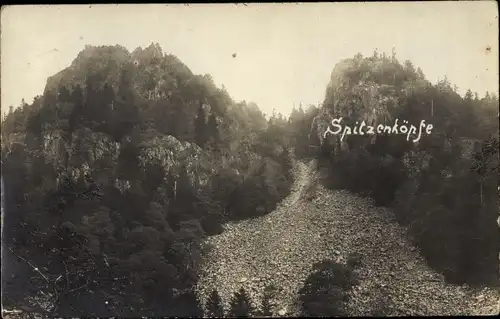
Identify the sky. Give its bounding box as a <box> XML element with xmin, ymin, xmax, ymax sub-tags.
<box><xmin>1</xmin><ymin>2</ymin><xmax>498</xmax><ymax>117</ymax></box>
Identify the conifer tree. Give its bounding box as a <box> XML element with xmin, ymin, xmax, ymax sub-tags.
<box><xmin>206</xmin><ymin>289</ymin><xmax>225</xmax><ymax>318</ymax></box>
<box><xmin>228</xmin><ymin>287</ymin><xmax>255</xmax><ymax>318</ymax></box>
<box><xmin>57</xmin><ymin>85</ymin><xmax>71</xmax><ymax>103</ymax></box>
<box><xmin>280</xmin><ymin>148</ymin><xmax>293</xmax><ymax>181</ymax></box>
<box><xmin>261</xmin><ymin>285</ymin><xmax>276</xmax><ymax>317</ymax></box>
<box><xmin>195</xmin><ymin>103</ymin><xmax>208</xmax><ymax>148</ymax></box>
<box><xmin>207</xmin><ymin>112</ymin><xmax>220</xmax><ymax>149</ymax></box>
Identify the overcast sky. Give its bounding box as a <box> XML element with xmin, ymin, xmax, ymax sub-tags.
<box><xmin>1</xmin><ymin>2</ymin><xmax>498</xmax><ymax>116</ymax></box>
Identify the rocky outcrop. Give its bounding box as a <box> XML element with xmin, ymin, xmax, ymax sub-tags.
<box><xmin>138</xmin><ymin>134</ymin><xmax>215</xmax><ymax>187</ymax></box>
<box><xmin>2</xmin><ymin>125</ymin><xmax>217</xmax><ymax>194</ymax></box>
<box><xmin>1</xmin><ymin>132</ymin><xmax>27</xmax><ymax>155</ymax></box>
<box><xmin>44</xmin><ymin>45</ymin><xmax>131</xmax><ymax>94</ymax></box>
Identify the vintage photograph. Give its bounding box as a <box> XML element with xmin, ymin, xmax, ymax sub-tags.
<box><xmin>1</xmin><ymin>3</ymin><xmax>499</xmax><ymax>317</ymax></box>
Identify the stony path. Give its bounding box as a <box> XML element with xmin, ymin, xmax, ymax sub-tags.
<box><xmin>196</xmin><ymin>160</ymin><xmax>500</xmax><ymax>317</ymax></box>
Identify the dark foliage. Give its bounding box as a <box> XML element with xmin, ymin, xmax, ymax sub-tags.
<box><xmin>205</xmin><ymin>289</ymin><xmax>225</xmax><ymax>318</ymax></box>
<box><xmin>228</xmin><ymin>287</ymin><xmax>256</xmax><ymax>318</ymax></box>
<box><xmin>298</xmin><ymin>260</ymin><xmax>358</xmax><ymax>317</ymax></box>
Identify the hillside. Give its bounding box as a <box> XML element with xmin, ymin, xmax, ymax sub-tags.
<box><xmin>196</xmin><ymin>159</ymin><xmax>500</xmax><ymax>317</ymax></box>
<box><xmin>312</xmin><ymin>51</ymin><xmax>499</xmax><ymax>287</ymax></box>
<box><xmin>1</xmin><ymin>44</ymin><xmax>294</xmax><ymax>317</ymax></box>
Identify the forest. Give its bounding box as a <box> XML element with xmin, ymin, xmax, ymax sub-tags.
<box><xmin>1</xmin><ymin>44</ymin><xmax>498</xmax><ymax>317</ymax></box>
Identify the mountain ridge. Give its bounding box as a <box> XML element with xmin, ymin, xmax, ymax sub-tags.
<box><xmin>1</xmin><ymin>44</ymin><xmax>498</xmax><ymax>317</ymax></box>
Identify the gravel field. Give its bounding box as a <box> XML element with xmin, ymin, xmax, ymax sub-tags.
<box><xmin>196</xmin><ymin>160</ymin><xmax>500</xmax><ymax>317</ymax></box>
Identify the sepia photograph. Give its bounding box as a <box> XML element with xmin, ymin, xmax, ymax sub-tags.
<box><xmin>1</xmin><ymin>2</ymin><xmax>499</xmax><ymax>318</ymax></box>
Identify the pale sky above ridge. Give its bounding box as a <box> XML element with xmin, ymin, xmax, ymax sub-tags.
<box><xmin>1</xmin><ymin>2</ymin><xmax>498</xmax><ymax>117</ymax></box>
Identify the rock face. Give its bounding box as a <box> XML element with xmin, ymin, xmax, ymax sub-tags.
<box><xmin>138</xmin><ymin>134</ymin><xmax>214</xmax><ymax>187</ymax></box>
<box><xmin>44</xmin><ymin>45</ymin><xmax>132</xmax><ymax>95</ymax></box>
<box><xmin>196</xmin><ymin>160</ymin><xmax>500</xmax><ymax>317</ymax></box>
<box><xmin>2</xmin><ymin>126</ymin><xmax>216</xmax><ymax>197</ymax></box>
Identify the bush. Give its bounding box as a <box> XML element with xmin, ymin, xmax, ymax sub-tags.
<box><xmin>298</xmin><ymin>260</ymin><xmax>358</xmax><ymax>317</ymax></box>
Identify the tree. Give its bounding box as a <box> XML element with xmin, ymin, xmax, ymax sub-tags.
<box><xmin>403</xmin><ymin>60</ymin><xmax>416</xmax><ymax>80</ymax></box>
<box><xmin>72</xmin><ymin>84</ymin><xmax>84</xmax><ymax>107</ymax></box>
<box><xmin>116</xmin><ymin>142</ymin><xmax>142</xmax><ymax>182</ymax></box>
<box><xmin>228</xmin><ymin>287</ymin><xmax>255</xmax><ymax>318</ymax></box>
<box><xmin>471</xmin><ymin>137</ymin><xmax>499</xmax><ymax>207</ymax></box>
<box><xmin>416</xmin><ymin>67</ymin><xmax>425</xmax><ymax>80</ymax></box>
<box><xmin>261</xmin><ymin>284</ymin><xmax>277</xmax><ymax>317</ymax></box>
<box><xmin>195</xmin><ymin>103</ymin><xmax>208</xmax><ymax>148</ymax></box>
<box><xmin>207</xmin><ymin>112</ymin><xmax>220</xmax><ymax>149</ymax></box>
<box><xmin>279</xmin><ymin>148</ymin><xmax>293</xmax><ymax>181</ymax></box>
<box><xmin>58</xmin><ymin>85</ymin><xmax>71</xmax><ymax>103</ymax></box>
<box><xmin>26</xmin><ymin>110</ymin><xmax>43</xmax><ymax>138</ymax></box>
<box><xmin>298</xmin><ymin>260</ymin><xmax>358</xmax><ymax>317</ymax></box>
<box><xmin>98</xmin><ymin>83</ymin><xmax>114</xmax><ymax>130</ymax></box>
<box><xmin>110</xmin><ymin>68</ymin><xmax>140</xmax><ymax>140</ymax></box>
<box><xmin>205</xmin><ymin>289</ymin><xmax>224</xmax><ymax>318</ymax></box>
<box><xmin>171</xmin><ymin>291</ymin><xmax>204</xmax><ymax>317</ymax></box>
<box><xmin>175</xmin><ymin>165</ymin><xmax>195</xmax><ymax>205</ymax></box>
<box><xmin>464</xmin><ymin>89</ymin><xmax>473</xmax><ymax>102</ymax></box>
<box><xmin>168</xmin><ymin>97</ymin><xmax>192</xmax><ymax>141</ymax></box>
